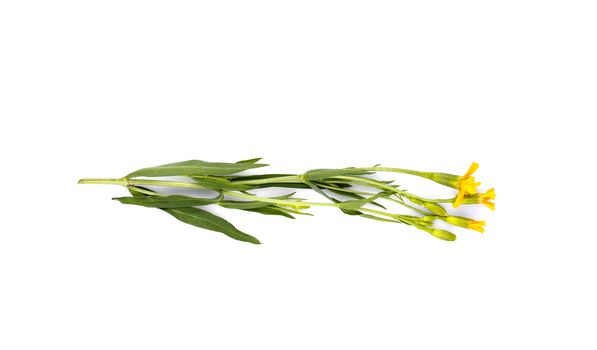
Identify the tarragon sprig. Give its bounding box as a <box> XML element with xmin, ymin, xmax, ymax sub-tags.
<box><xmin>78</xmin><ymin>158</ymin><xmax>495</xmax><ymax>244</ymax></box>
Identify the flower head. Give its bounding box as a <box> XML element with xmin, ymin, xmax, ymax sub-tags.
<box><xmin>452</xmin><ymin>162</ymin><xmax>481</xmax><ymax>208</ymax></box>
<box><xmin>480</xmin><ymin>188</ymin><xmax>495</xmax><ymax>210</ymax></box>
<box><xmin>461</xmin><ymin>188</ymin><xmax>496</xmax><ymax>210</ymax></box>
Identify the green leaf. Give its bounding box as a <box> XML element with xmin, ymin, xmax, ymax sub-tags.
<box><xmin>340</xmin><ymin>208</ymin><xmax>362</xmax><ymax>215</ymax></box>
<box><xmin>325</xmin><ymin>188</ymin><xmax>387</xmax><ymax>209</ymax></box>
<box><xmin>319</xmin><ymin>181</ymin><xmax>353</xmax><ymax>188</ymax></box>
<box><xmin>219</xmin><ymin>200</ymin><xmax>273</xmax><ymax>209</ymax></box>
<box><xmin>244</xmin><ymin>182</ymin><xmax>312</xmax><ymax>189</ymax></box>
<box><xmin>359</xmin><ymin>214</ymin><xmax>400</xmax><ymax>223</ymax></box>
<box><xmin>191</xmin><ymin>176</ymin><xmax>251</xmax><ymax>191</ymax></box>
<box><xmin>124</xmin><ymin>187</ymin><xmax>260</xmax><ymax>244</ymax></box>
<box><xmin>236</xmin><ymin>157</ymin><xmax>263</xmax><ymax>164</ymax></box>
<box><xmin>128</xmin><ymin>186</ymin><xmax>155</xmax><ymax>197</ymax></box>
<box><xmin>302</xmin><ymin>177</ymin><xmax>338</xmax><ymax>203</ymax></box>
<box><xmin>275</xmin><ymin>192</ymin><xmax>297</xmax><ymax>199</ymax></box>
<box><xmin>113</xmin><ymin>193</ymin><xmax>223</xmax><ymax>208</ymax></box>
<box><xmin>337</xmin><ymin>192</ymin><xmax>390</xmax><ymax>210</ymax></box>
<box><xmin>163</xmin><ymin>207</ymin><xmax>261</xmax><ymax>244</ymax></box>
<box><xmin>228</xmin><ymin>174</ymin><xmax>311</xmax><ymax>189</ymax></box>
<box><xmin>303</xmin><ymin>168</ymin><xmax>372</xmax><ymax>181</ymax></box>
<box><xmin>228</xmin><ymin>173</ymin><xmax>295</xmax><ymax>181</ymax></box>
<box><xmin>244</xmin><ymin>207</ymin><xmax>295</xmax><ymax>219</ymax></box>
<box><xmin>126</xmin><ymin>159</ymin><xmax>268</xmax><ymax>178</ymax></box>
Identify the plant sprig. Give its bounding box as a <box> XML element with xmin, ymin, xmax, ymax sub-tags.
<box><xmin>79</xmin><ymin>158</ymin><xmax>495</xmax><ymax>244</ymax></box>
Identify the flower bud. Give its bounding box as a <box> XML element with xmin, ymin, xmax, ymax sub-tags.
<box><xmin>429</xmin><ymin>229</ymin><xmax>457</xmax><ymax>241</ymax></box>
<box><xmin>423</xmin><ymin>202</ymin><xmax>447</xmax><ymax>216</ymax></box>
<box><xmin>444</xmin><ymin>216</ymin><xmax>485</xmax><ymax>233</ymax></box>
<box><xmin>406</xmin><ymin>197</ymin><xmax>447</xmax><ymax>216</ymax></box>
<box><xmin>462</xmin><ymin>188</ymin><xmax>495</xmax><ymax>211</ymax></box>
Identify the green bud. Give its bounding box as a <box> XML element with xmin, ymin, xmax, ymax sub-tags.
<box><xmin>421</xmin><ymin>215</ymin><xmax>437</xmax><ymax>222</ymax></box>
<box><xmin>413</xmin><ymin>216</ymin><xmax>436</xmax><ymax>227</ymax></box>
<box><xmin>429</xmin><ymin>229</ymin><xmax>457</xmax><ymax>241</ymax></box>
<box><xmin>408</xmin><ymin>197</ymin><xmax>424</xmax><ymax>206</ymax></box>
<box><xmin>423</xmin><ymin>202</ymin><xmax>447</xmax><ymax>216</ymax></box>
<box><xmin>445</xmin><ymin>216</ymin><xmax>470</xmax><ymax>227</ymax></box>
<box><xmin>406</xmin><ymin>196</ymin><xmax>447</xmax><ymax>216</ymax></box>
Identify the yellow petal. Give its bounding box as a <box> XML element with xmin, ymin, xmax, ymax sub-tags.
<box><xmin>483</xmin><ymin>200</ymin><xmax>495</xmax><ymax>211</ymax></box>
<box><xmin>484</xmin><ymin>188</ymin><xmax>496</xmax><ymax>200</ymax></box>
<box><xmin>469</xmin><ymin>221</ymin><xmax>486</xmax><ymax>233</ymax></box>
<box><xmin>464</xmin><ymin>162</ymin><xmax>479</xmax><ymax>177</ymax></box>
<box><xmin>461</xmin><ymin>177</ymin><xmax>479</xmax><ymax>194</ymax></box>
<box><xmin>453</xmin><ymin>190</ymin><xmax>465</xmax><ymax>208</ymax></box>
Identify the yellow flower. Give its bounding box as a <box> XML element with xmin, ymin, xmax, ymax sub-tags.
<box><xmin>452</xmin><ymin>162</ymin><xmax>481</xmax><ymax>208</ymax></box>
<box><xmin>480</xmin><ymin>188</ymin><xmax>495</xmax><ymax>211</ymax></box>
<box><xmin>461</xmin><ymin>188</ymin><xmax>496</xmax><ymax>210</ymax></box>
<box><xmin>467</xmin><ymin>220</ymin><xmax>486</xmax><ymax>233</ymax></box>
<box><xmin>444</xmin><ymin>216</ymin><xmax>486</xmax><ymax>233</ymax></box>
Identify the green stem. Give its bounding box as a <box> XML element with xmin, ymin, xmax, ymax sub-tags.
<box><xmin>78</xmin><ymin>178</ymin><xmax>126</xmax><ymax>185</ymax></box>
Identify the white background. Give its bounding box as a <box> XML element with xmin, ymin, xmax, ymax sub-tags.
<box><xmin>1</xmin><ymin>1</ymin><xmax>596</xmax><ymax>349</ymax></box>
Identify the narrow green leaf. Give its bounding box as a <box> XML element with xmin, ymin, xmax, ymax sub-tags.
<box><xmin>325</xmin><ymin>188</ymin><xmax>387</xmax><ymax>210</ymax></box>
<box><xmin>128</xmin><ymin>186</ymin><xmax>157</xmax><ymax>197</ymax></box>
<box><xmin>337</xmin><ymin>192</ymin><xmax>390</xmax><ymax>210</ymax></box>
<box><xmin>163</xmin><ymin>207</ymin><xmax>261</xmax><ymax>244</ymax></box>
<box><xmin>113</xmin><ymin>193</ymin><xmax>223</xmax><ymax>208</ymax></box>
<box><xmin>126</xmin><ymin>159</ymin><xmax>268</xmax><ymax>178</ymax></box>
<box><xmin>228</xmin><ymin>174</ymin><xmax>311</xmax><ymax>189</ymax></box>
<box><xmin>273</xmin><ymin>192</ymin><xmax>298</xmax><ymax>200</ymax></box>
<box><xmin>359</xmin><ymin>214</ymin><xmax>400</xmax><ymax>223</ymax></box>
<box><xmin>245</xmin><ymin>182</ymin><xmax>312</xmax><ymax>189</ymax></box>
<box><xmin>125</xmin><ymin>187</ymin><xmax>260</xmax><ymax>244</ymax></box>
<box><xmin>337</xmin><ymin>201</ymin><xmax>364</xmax><ymax>210</ymax></box>
<box><xmin>219</xmin><ymin>200</ymin><xmax>273</xmax><ymax>209</ymax></box>
<box><xmin>302</xmin><ymin>177</ymin><xmax>338</xmax><ymax>203</ymax></box>
<box><xmin>320</xmin><ymin>181</ymin><xmax>353</xmax><ymax>188</ymax></box>
<box><xmin>340</xmin><ymin>208</ymin><xmax>362</xmax><ymax>215</ymax></box>
<box><xmin>236</xmin><ymin>157</ymin><xmax>263</xmax><ymax>164</ymax></box>
<box><xmin>218</xmin><ymin>192</ymin><xmax>299</xmax><ymax>210</ymax></box>
<box><xmin>244</xmin><ymin>207</ymin><xmax>295</xmax><ymax>219</ymax></box>
<box><xmin>191</xmin><ymin>176</ymin><xmax>251</xmax><ymax>191</ymax></box>
<box><xmin>228</xmin><ymin>173</ymin><xmax>295</xmax><ymax>181</ymax></box>
<box><xmin>303</xmin><ymin>168</ymin><xmax>372</xmax><ymax>181</ymax></box>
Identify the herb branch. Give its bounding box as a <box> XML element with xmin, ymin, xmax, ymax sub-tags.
<box><xmin>79</xmin><ymin>159</ymin><xmax>495</xmax><ymax>244</ymax></box>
